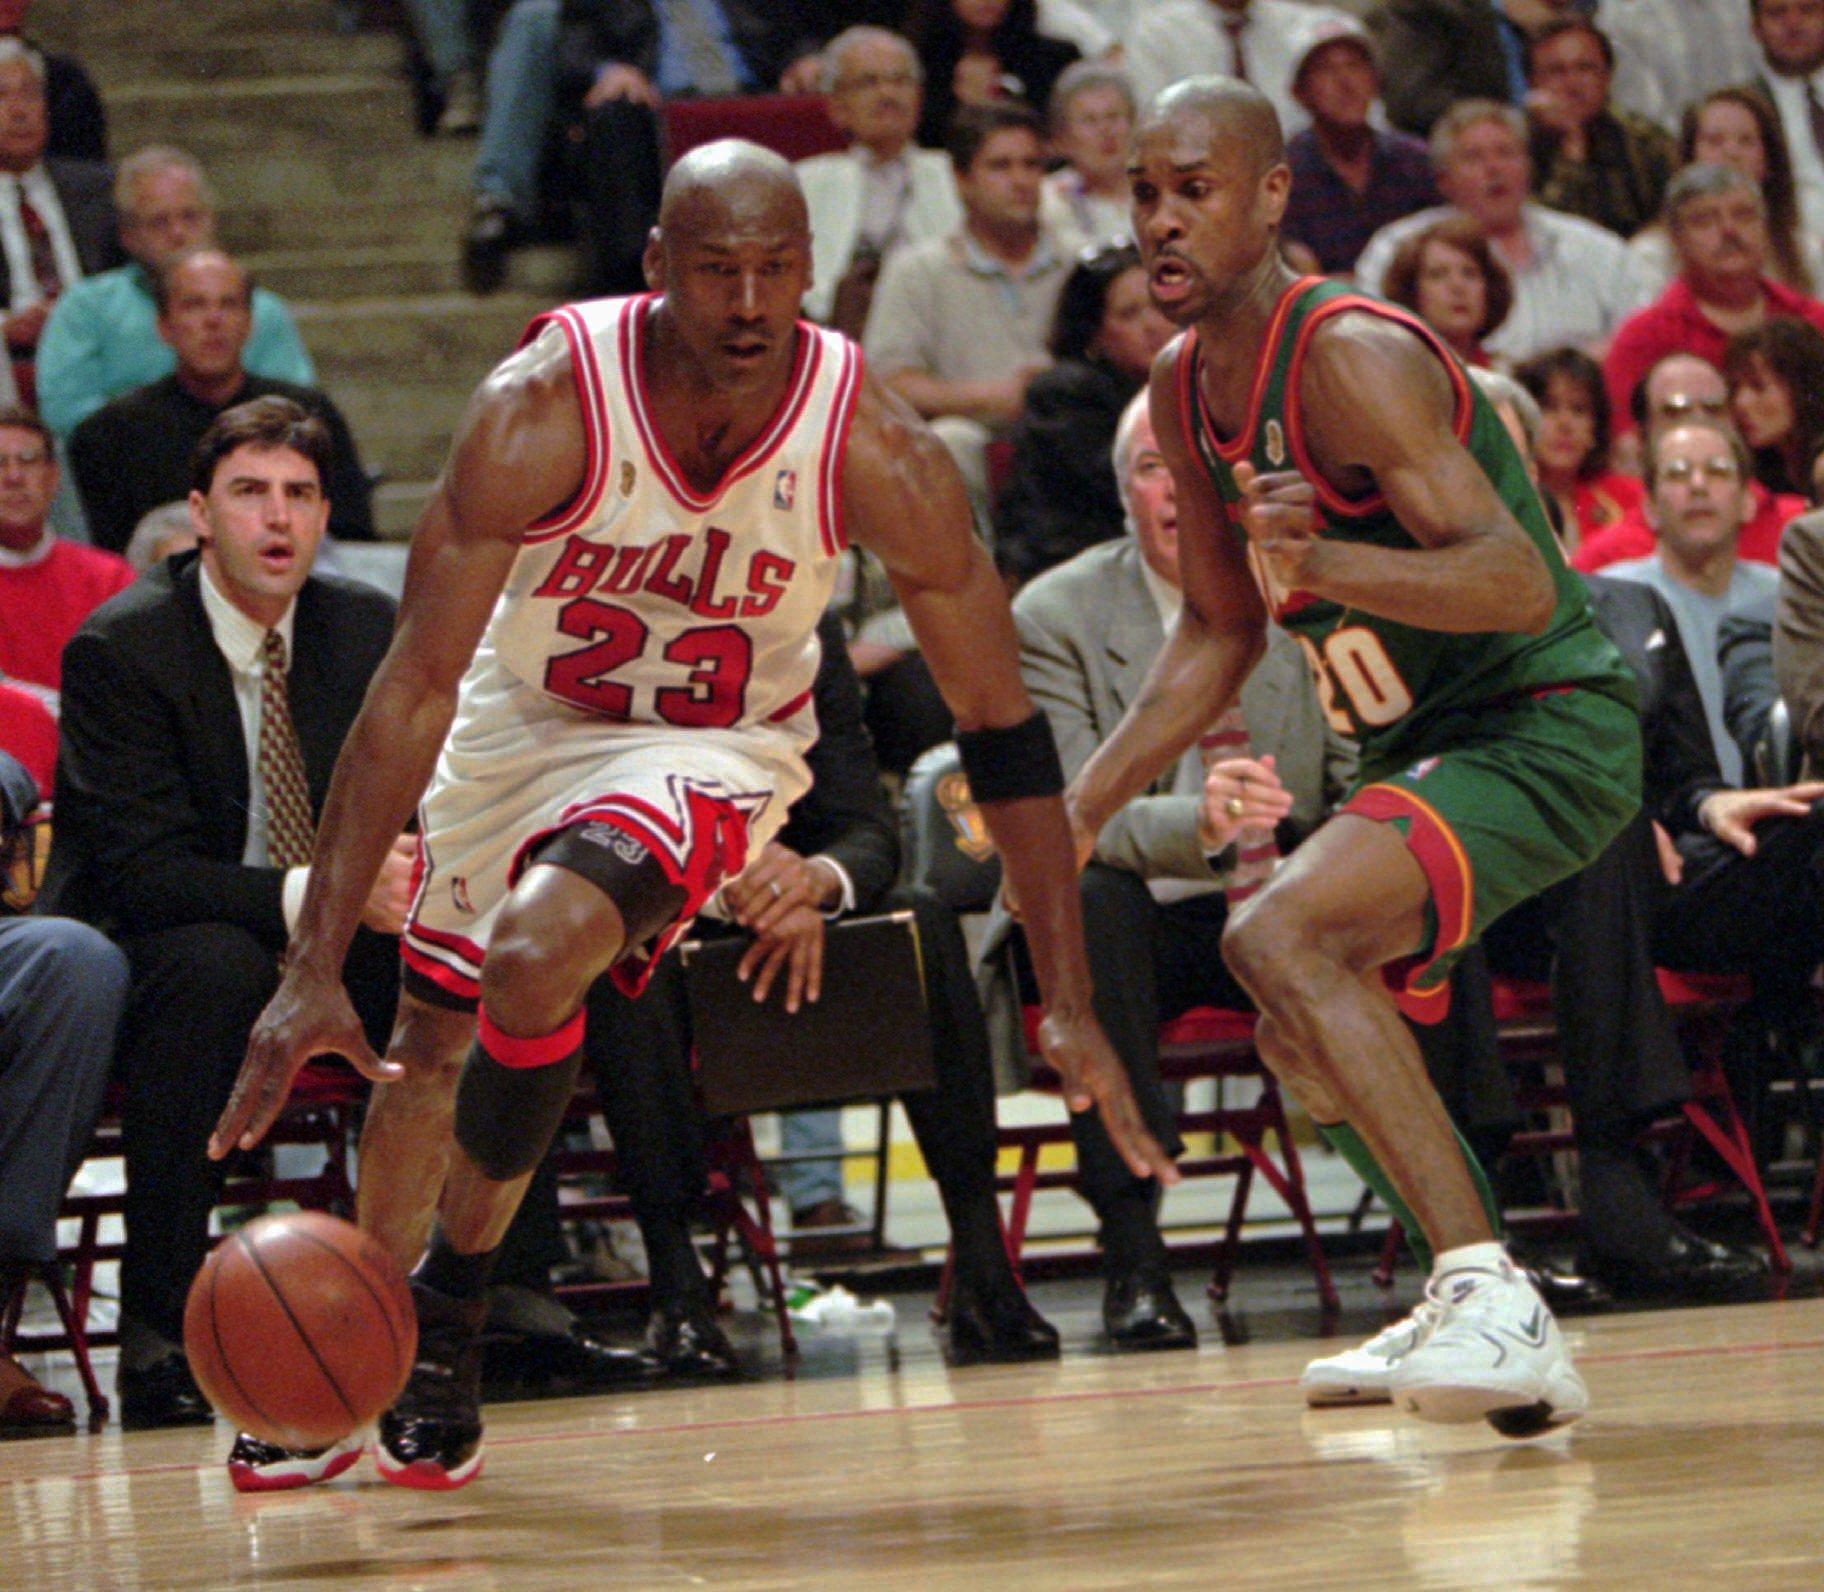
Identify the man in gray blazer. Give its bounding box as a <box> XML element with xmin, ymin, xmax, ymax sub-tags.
<box><xmin>797</xmin><ymin>27</ymin><xmax>960</xmax><ymax>336</ymax></box>
<box><xmin>981</xmin><ymin>392</ymin><xmax>1354</xmax><ymax>1350</ymax></box>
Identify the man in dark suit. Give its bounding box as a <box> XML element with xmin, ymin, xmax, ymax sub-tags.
<box><xmin>489</xmin><ymin>612</ymin><xmax>1056</xmax><ymax>1373</ymax></box>
<box><xmin>557</xmin><ymin>0</ymin><xmax>821</xmax><ymax>293</ymax></box>
<box><xmin>69</xmin><ymin>248</ymin><xmax>374</xmax><ymax>555</ymax></box>
<box><xmin>43</xmin><ymin>397</ymin><xmax>411</xmax><ymax>1429</ymax></box>
<box><xmin>0</xmin><ymin>38</ymin><xmax>115</xmax><ymax>368</ymax></box>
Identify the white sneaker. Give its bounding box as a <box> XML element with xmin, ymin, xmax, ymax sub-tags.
<box><xmin>1301</xmin><ymin>1300</ymin><xmax>1440</xmax><ymax>1407</ymax></box>
<box><xmin>1389</xmin><ymin>1258</ymin><xmax>1589</xmax><ymax>1437</ymax></box>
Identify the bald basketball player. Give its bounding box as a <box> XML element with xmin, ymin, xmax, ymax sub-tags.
<box><xmin>1067</xmin><ymin>80</ymin><xmax>1641</xmax><ymax>1434</ymax></box>
<box><xmin>207</xmin><ymin>142</ymin><xmax>1174</xmax><ymax>1491</ymax></box>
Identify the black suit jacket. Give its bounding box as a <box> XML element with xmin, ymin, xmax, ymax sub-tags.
<box><xmin>1370</xmin><ymin>0</ymin><xmax>1513</xmax><ymax>136</ymax></box>
<box><xmin>1584</xmin><ymin>574</ymin><xmax>1729</xmax><ymax>836</ymax></box>
<box><xmin>779</xmin><ymin>612</ymin><xmax>897</xmax><ymax>912</ymax></box>
<box><xmin>37</xmin><ymin>156</ymin><xmax>119</xmax><ymax>285</ymax></box>
<box><xmin>42</xmin><ymin>551</ymin><xmax>396</xmax><ymax>944</ymax></box>
<box><xmin>558</xmin><ymin>0</ymin><xmax>816</xmax><ymax>97</ymax></box>
<box><xmin>42</xmin><ymin>51</ymin><xmax>108</xmax><ymax>164</ymax></box>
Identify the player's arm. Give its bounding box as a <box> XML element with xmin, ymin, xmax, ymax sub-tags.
<box><xmin>843</xmin><ymin>374</ymin><xmax>1176</xmax><ymax>1184</ymax></box>
<box><xmin>210</xmin><ymin>329</ymin><xmax>590</xmax><ymax>1156</ymax></box>
<box><xmin>1069</xmin><ymin>354</ymin><xmax>1271</xmax><ymax>844</ymax></box>
<box><xmin>1255</xmin><ymin>316</ymin><xmax>1556</xmax><ymax>635</ymax></box>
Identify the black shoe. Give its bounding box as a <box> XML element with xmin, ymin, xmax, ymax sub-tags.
<box><xmin>1103</xmin><ymin>1268</ymin><xmax>1198</xmax><ymax>1352</ymax></box>
<box><xmin>118</xmin><ymin>1354</ymin><xmax>213</xmax><ymax>1430</ymax></box>
<box><xmin>945</xmin><ymin>1277</ymin><xmax>1060</xmax><ymax>1365</ymax></box>
<box><xmin>460</xmin><ymin>196</ymin><xmax>513</xmax><ymax>295</ymax></box>
<box><xmin>1584</xmin><ymin>1228</ymin><xmax>1767</xmax><ymax>1300</ymax></box>
<box><xmin>1509</xmin><ymin>1249</ymin><xmax>1611</xmax><ymax>1312</ymax></box>
<box><xmin>643</xmin><ymin>1295</ymin><xmax>741</xmax><ymax>1379</ymax></box>
<box><xmin>483</xmin><ymin>1320</ymin><xmax>658</xmax><ymax>1391</ymax></box>
<box><xmin>376</xmin><ymin>1281</ymin><xmax>487</xmax><ymax>1491</ymax></box>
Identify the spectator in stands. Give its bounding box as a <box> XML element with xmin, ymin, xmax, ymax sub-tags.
<box><xmin>1628</xmin><ymin>89</ymin><xmax>1820</xmax><ymax>303</ymax></box>
<box><xmin>996</xmin><ymin>242</ymin><xmax>1171</xmax><ymax>585</ymax></box>
<box><xmin>1514</xmin><ymin>347</ymin><xmax>1643</xmax><ymax>551</ymax></box>
<box><xmin>122</xmin><ymin>500</ymin><xmax>197</xmax><ymax>573</ymax></box>
<box><xmin>0</xmin><ymin>406</ymin><xmax>129</xmax><ymax>696</ymax></box>
<box><xmin>1127</xmin><ymin>0</ymin><xmax>1357</xmax><ymax>136</ymax></box>
<box><xmin>1576</xmin><ymin>350</ymin><xmax>1807</xmax><ymax>569</ymax></box>
<box><xmin>908</xmin><ymin>0</ymin><xmax>1081</xmax><ymax>149</ymax></box>
<box><xmin>1599</xmin><ymin>0</ymin><xmax>1759</xmax><ymax>136</ymax></box>
<box><xmin>1279</xmin><ymin>18</ymin><xmax>1439</xmax><ymax>277</ymax></box>
<box><xmin>1751</xmin><ymin>0</ymin><xmax>1824</xmax><ymax>238</ymax></box>
<box><xmin>0</xmin><ymin>675</ymin><xmax>51</xmax><ymax>787</ymax></box>
<box><xmin>1381</xmin><ymin>215</ymin><xmax>1513</xmax><ymax>368</ymax></box>
<box><xmin>68</xmin><ymin>249</ymin><xmax>373</xmax><ymax>556</ymax></box>
<box><xmin>1605</xmin><ymin>422</ymin><xmax>1824</xmax><ymax>1095</ymax></box>
<box><xmin>0</xmin><ymin>750</ymin><xmax>128</xmax><ymax>1438</ymax></box>
<box><xmin>983</xmin><ymin>393</ymin><xmax>1354</xmax><ymax>1351</ymax></box>
<box><xmin>461</xmin><ymin>0</ymin><xmax>562</xmax><ymax>295</ymax></box>
<box><xmin>0</xmin><ymin>39</ymin><xmax>114</xmax><ymax>378</ymax></box>
<box><xmin>1</xmin><ymin>0</ymin><xmax>106</xmax><ymax>162</ymax></box>
<box><xmin>558</xmin><ymin>0</ymin><xmax>823</xmax><ymax>295</ymax></box>
<box><xmin>36</xmin><ymin>147</ymin><xmax>316</xmax><ymax>441</ymax></box>
<box><xmin>403</xmin><ymin>0</ymin><xmax>484</xmax><ymax>136</ymax></box>
<box><xmin>1724</xmin><ymin>319</ymin><xmax>1824</xmax><ymax>497</ymax></box>
<box><xmin>797</xmin><ymin>26</ymin><xmax>961</xmax><ymax>338</ymax></box>
<box><xmin>867</xmin><ymin>103</ymin><xmax>1072</xmax><ymax>519</ymax></box>
<box><xmin>42</xmin><ymin>398</ymin><xmax>407</xmax><ymax>1429</ymax></box>
<box><xmin>1355</xmin><ymin>100</ymin><xmax>1646</xmax><ymax>362</ymax></box>
<box><xmin>1524</xmin><ymin>19</ymin><xmax>1673</xmax><ymax>238</ymax></box>
<box><xmin>1775</xmin><ymin>497</ymin><xmax>1824</xmax><ymax>772</ymax></box>
<box><xmin>1041</xmin><ymin>60</ymin><xmax>1134</xmax><ymax>249</ymax></box>
<box><xmin>1603</xmin><ymin>164</ymin><xmax>1824</xmax><ymax>437</ymax></box>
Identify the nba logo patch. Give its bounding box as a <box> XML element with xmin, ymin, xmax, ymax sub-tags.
<box><xmin>1406</xmin><ymin>755</ymin><xmax>1441</xmax><ymax>781</ymax></box>
<box><xmin>773</xmin><ymin>469</ymin><xmax>797</xmax><ymax>511</ymax></box>
<box><xmin>1264</xmin><ymin>419</ymin><xmax>1287</xmax><ymax>467</ymax></box>
<box><xmin>451</xmin><ymin>876</ymin><xmax>474</xmax><ymax>913</ymax></box>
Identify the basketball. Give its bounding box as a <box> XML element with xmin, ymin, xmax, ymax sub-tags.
<box><xmin>183</xmin><ymin>1211</ymin><xmax>417</xmax><ymax>1451</ymax></box>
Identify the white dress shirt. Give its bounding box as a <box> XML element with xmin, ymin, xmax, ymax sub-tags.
<box><xmin>1755</xmin><ymin>62</ymin><xmax>1824</xmax><ymax>242</ymax></box>
<box><xmin>198</xmin><ymin>561</ymin><xmax>308</xmax><ymax>930</ymax></box>
<box><xmin>1598</xmin><ymin>0</ymin><xmax>1758</xmax><ymax>133</ymax></box>
<box><xmin>1354</xmin><ymin>202</ymin><xmax>1652</xmax><ymax>361</ymax></box>
<box><xmin>0</xmin><ymin>166</ymin><xmax>81</xmax><ymax>312</ymax></box>
<box><xmin>1126</xmin><ymin>0</ymin><xmax>1357</xmax><ymax>135</ymax></box>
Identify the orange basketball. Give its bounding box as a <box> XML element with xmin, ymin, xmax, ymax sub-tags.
<box><xmin>184</xmin><ymin>1211</ymin><xmax>416</xmax><ymax>1450</ymax></box>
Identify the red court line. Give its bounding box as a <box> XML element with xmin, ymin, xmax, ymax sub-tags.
<box><xmin>16</xmin><ymin>1327</ymin><xmax>1824</xmax><ymax>1490</ymax></box>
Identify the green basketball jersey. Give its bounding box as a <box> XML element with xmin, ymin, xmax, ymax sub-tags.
<box><xmin>1176</xmin><ymin>277</ymin><xmax>1636</xmax><ymax>775</ymax></box>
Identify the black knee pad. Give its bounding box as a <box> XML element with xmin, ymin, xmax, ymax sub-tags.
<box><xmin>529</xmin><ymin>822</ymin><xmax>690</xmax><ymax>950</ymax></box>
<box><xmin>453</xmin><ymin>1043</ymin><xmax>584</xmax><ymax>1183</ymax></box>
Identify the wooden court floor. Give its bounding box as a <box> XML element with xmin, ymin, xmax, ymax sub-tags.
<box><xmin>5</xmin><ymin>1298</ymin><xmax>1823</xmax><ymax>1590</ymax></box>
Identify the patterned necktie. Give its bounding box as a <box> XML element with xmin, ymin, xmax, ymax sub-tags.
<box><xmin>258</xmin><ymin>629</ymin><xmax>315</xmax><ymax>868</ymax></box>
<box><xmin>662</xmin><ymin>0</ymin><xmax>738</xmax><ymax>96</ymax></box>
<box><xmin>15</xmin><ymin>187</ymin><xmax>60</xmax><ymax>301</ymax></box>
<box><xmin>1200</xmin><ymin>703</ymin><xmax>1279</xmax><ymax>905</ymax></box>
<box><xmin>1223</xmin><ymin>14</ymin><xmax>1250</xmax><ymax>84</ymax></box>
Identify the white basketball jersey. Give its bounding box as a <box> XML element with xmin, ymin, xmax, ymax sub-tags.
<box><xmin>479</xmin><ymin>295</ymin><xmax>861</xmax><ymax>753</ymax></box>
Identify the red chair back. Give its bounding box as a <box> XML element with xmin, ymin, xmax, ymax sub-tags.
<box><xmin>660</xmin><ymin>95</ymin><xmax>846</xmax><ymax>169</ymax></box>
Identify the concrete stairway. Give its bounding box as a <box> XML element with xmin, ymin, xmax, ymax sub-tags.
<box><xmin>32</xmin><ymin>0</ymin><xmax>573</xmax><ymax>534</ymax></box>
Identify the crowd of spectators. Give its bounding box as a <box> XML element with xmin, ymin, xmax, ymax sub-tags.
<box><xmin>16</xmin><ymin>0</ymin><xmax>1824</xmax><ymax>1441</ymax></box>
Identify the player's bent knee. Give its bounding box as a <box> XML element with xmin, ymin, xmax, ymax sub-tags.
<box><xmin>1220</xmin><ymin>896</ymin><xmax>1311</xmax><ymax>1007</ymax></box>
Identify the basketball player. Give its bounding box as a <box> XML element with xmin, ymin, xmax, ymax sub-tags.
<box><xmin>1066</xmin><ymin>80</ymin><xmax>1641</xmax><ymax>1435</ymax></box>
<box><xmin>206</xmin><ymin>141</ymin><xmax>1174</xmax><ymax>1491</ymax></box>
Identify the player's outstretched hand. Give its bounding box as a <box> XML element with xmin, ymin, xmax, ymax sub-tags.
<box><xmin>1039</xmin><ymin>1009</ymin><xmax>1181</xmax><ymax>1184</ymax></box>
<box><xmin>1233</xmin><ymin>462</ymin><xmax>1320</xmax><ymax>590</ymax></box>
<box><xmin>208</xmin><ymin>968</ymin><xmax>403</xmax><ymax>1159</ymax></box>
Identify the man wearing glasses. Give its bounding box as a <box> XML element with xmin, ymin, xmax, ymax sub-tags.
<box><xmin>1575</xmin><ymin>352</ymin><xmax>1808</xmax><ymax>572</ymax></box>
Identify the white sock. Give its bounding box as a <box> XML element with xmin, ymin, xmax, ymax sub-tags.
<box><xmin>1431</xmin><ymin>1241</ymin><xmax>1508</xmax><ymax>1278</ymax></box>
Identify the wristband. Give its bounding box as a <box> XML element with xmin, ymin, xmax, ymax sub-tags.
<box><xmin>956</xmin><ymin>713</ymin><xmax>1064</xmax><ymax>803</ymax></box>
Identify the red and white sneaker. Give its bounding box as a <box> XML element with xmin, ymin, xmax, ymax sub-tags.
<box><xmin>375</xmin><ymin>1280</ymin><xmax>487</xmax><ymax>1491</ymax></box>
<box><xmin>226</xmin><ymin>1430</ymin><xmax>366</xmax><ymax>1493</ymax></box>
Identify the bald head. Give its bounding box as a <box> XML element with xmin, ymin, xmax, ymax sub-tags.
<box><xmin>1141</xmin><ymin>76</ymin><xmax>1286</xmax><ymax>178</ymax></box>
<box><xmin>657</xmin><ymin>139</ymin><xmax>808</xmax><ymax>242</ymax></box>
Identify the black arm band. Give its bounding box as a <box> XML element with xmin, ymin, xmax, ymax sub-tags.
<box><xmin>955</xmin><ymin>713</ymin><xmax>1065</xmax><ymax>803</ymax></box>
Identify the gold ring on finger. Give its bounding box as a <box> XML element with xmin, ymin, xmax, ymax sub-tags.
<box><xmin>1224</xmin><ymin>796</ymin><xmax>1245</xmax><ymax>819</ymax></box>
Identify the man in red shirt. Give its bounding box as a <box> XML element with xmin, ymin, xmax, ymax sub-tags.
<box><xmin>0</xmin><ymin>404</ymin><xmax>130</xmax><ymax>695</ymax></box>
<box><xmin>1576</xmin><ymin>351</ymin><xmax>1806</xmax><ymax>571</ymax></box>
<box><xmin>1604</xmin><ymin>163</ymin><xmax>1824</xmax><ymax>431</ymax></box>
